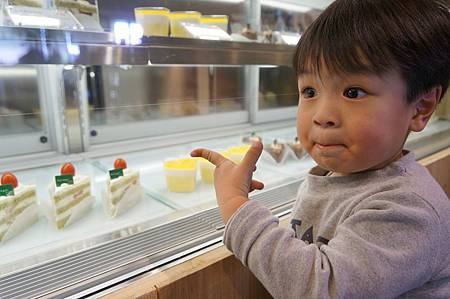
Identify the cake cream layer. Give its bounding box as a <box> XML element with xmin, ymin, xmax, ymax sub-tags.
<box><xmin>55</xmin><ymin>196</ymin><xmax>94</xmax><ymax>229</ymax></box>
<box><xmin>49</xmin><ymin>175</ymin><xmax>94</xmax><ymax>229</ymax></box>
<box><xmin>0</xmin><ymin>186</ymin><xmax>37</xmax><ymax>224</ymax></box>
<box><xmin>51</xmin><ymin>176</ymin><xmax>91</xmax><ymax>205</ymax></box>
<box><xmin>110</xmin><ymin>172</ymin><xmax>139</xmax><ymax>193</ymax></box>
<box><xmin>49</xmin><ymin>175</ymin><xmax>91</xmax><ymax>209</ymax></box>
<box><xmin>0</xmin><ymin>185</ymin><xmax>36</xmax><ymax>211</ymax></box>
<box><xmin>0</xmin><ymin>197</ymin><xmax>36</xmax><ymax>226</ymax></box>
<box><xmin>0</xmin><ymin>222</ymin><xmax>8</xmax><ymax>237</ymax></box>
<box><xmin>53</xmin><ymin>186</ymin><xmax>90</xmax><ymax>211</ymax></box>
<box><xmin>108</xmin><ymin>170</ymin><xmax>140</xmax><ymax>204</ymax></box>
<box><xmin>105</xmin><ymin>169</ymin><xmax>143</xmax><ymax>217</ymax></box>
<box><xmin>0</xmin><ymin>203</ymin><xmax>38</xmax><ymax>243</ymax></box>
<box><xmin>106</xmin><ymin>184</ymin><xmax>143</xmax><ymax>217</ymax></box>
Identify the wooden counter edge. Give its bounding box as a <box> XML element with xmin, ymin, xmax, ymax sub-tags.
<box><xmin>102</xmin><ymin>147</ymin><xmax>450</xmax><ymax>299</ymax></box>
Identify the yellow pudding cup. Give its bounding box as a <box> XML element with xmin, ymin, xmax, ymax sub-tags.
<box><xmin>198</xmin><ymin>152</ymin><xmax>230</xmax><ymax>184</ymax></box>
<box><xmin>164</xmin><ymin>158</ymin><xmax>197</xmax><ymax>192</ymax></box>
<box><xmin>169</xmin><ymin>11</ymin><xmax>202</xmax><ymax>38</ymax></box>
<box><xmin>227</xmin><ymin>145</ymin><xmax>251</xmax><ymax>164</ymax></box>
<box><xmin>200</xmin><ymin>15</ymin><xmax>228</xmax><ymax>31</ymax></box>
<box><xmin>199</xmin><ymin>158</ymin><xmax>214</xmax><ymax>184</ymax></box>
<box><xmin>134</xmin><ymin>7</ymin><xmax>170</xmax><ymax>37</ymax></box>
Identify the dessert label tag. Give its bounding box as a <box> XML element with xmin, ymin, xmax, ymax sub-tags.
<box><xmin>0</xmin><ymin>184</ymin><xmax>14</xmax><ymax>197</ymax></box>
<box><xmin>109</xmin><ymin>169</ymin><xmax>124</xmax><ymax>180</ymax></box>
<box><xmin>55</xmin><ymin>175</ymin><xmax>74</xmax><ymax>187</ymax></box>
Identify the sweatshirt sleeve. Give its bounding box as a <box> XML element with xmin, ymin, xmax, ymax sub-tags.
<box><xmin>223</xmin><ymin>192</ymin><xmax>441</xmax><ymax>299</ymax></box>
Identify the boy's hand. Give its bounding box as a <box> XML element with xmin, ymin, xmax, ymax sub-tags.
<box><xmin>190</xmin><ymin>142</ymin><xmax>265</xmax><ymax>223</ymax></box>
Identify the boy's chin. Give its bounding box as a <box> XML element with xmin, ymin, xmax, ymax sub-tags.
<box><xmin>314</xmin><ymin>159</ymin><xmax>365</xmax><ymax>175</ymax></box>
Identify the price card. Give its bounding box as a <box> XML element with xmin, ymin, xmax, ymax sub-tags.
<box><xmin>55</xmin><ymin>175</ymin><xmax>74</xmax><ymax>187</ymax></box>
<box><xmin>109</xmin><ymin>169</ymin><xmax>124</xmax><ymax>180</ymax></box>
<box><xmin>0</xmin><ymin>184</ymin><xmax>14</xmax><ymax>197</ymax></box>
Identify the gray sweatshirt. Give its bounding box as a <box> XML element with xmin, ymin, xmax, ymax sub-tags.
<box><xmin>224</xmin><ymin>151</ymin><xmax>450</xmax><ymax>298</ymax></box>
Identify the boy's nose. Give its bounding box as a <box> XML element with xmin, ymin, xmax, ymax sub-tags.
<box><xmin>314</xmin><ymin>119</ymin><xmax>336</xmax><ymax>128</ymax></box>
<box><xmin>312</xmin><ymin>102</ymin><xmax>340</xmax><ymax>128</ymax></box>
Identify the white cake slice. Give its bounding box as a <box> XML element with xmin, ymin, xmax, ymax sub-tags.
<box><xmin>48</xmin><ymin>164</ymin><xmax>94</xmax><ymax>229</ymax></box>
<box><xmin>0</xmin><ymin>173</ymin><xmax>38</xmax><ymax>243</ymax></box>
<box><xmin>10</xmin><ymin>0</ymin><xmax>44</xmax><ymax>8</ymax></box>
<box><xmin>104</xmin><ymin>168</ymin><xmax>143</xmax><ymax>217</ymax></box>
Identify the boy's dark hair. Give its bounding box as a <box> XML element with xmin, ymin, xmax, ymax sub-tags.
<box><xmin>293</xmin><ymin>0</ymin><xmax>450</xmax><ymax>103</ymax></box>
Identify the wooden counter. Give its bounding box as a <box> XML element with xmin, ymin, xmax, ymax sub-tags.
<box><xmin>103</xmin><ymin>147</ymin><xmax>450</xmax><ymax>299</ymax></box>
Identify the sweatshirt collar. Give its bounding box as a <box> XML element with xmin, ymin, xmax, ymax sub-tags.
<box><xmin>307</xmin><ymin>150</ymin><xmax>415</xmax><ymax>183</ymax></box>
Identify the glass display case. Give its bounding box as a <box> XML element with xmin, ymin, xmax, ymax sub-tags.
<box><xmin>0</xmin><ymin>0</ymin><xmax>449</xmax><ymax>298</ymax></box>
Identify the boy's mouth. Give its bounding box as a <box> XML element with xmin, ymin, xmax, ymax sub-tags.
<box><xmin>314</xmin><ymin>142</ymin><xmax>346</xmax><ymax>154</ymax></box>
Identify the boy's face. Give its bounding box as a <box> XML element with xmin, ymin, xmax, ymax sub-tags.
<box><xmin>297</xmin><ymin>69</ymin><xmax>416</xmax><ymax>175</ymax></box>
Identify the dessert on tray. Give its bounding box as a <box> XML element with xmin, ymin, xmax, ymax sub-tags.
<box><xmin>199</xmin><ymin>152</ymin><xmax>229</xmax><ymax>184</ymax></box>
<box><xmin>227</xmin><ymin>145</ymin><xmax>251</xmax><ymax>164</ymax></box>
<box><xmin>54</xmin><ymin>0</ymin><xmax>97</xmax><ymax>14</ymax></box>
<box><xmin>0</xmin><ymin>172</ymin><xmax>38</xmax><ymax>243</ymax></box>
<box><xmin>241</xmin><ymin>24</ymin><xmax>257</xmax><ymax>40</ymax></box>
<box><xmin>288</xmin><ymin>137</ymin><xmax>305</xmax><ymax>159</ymax></box>
<box><xmin>199</xmin><ymin>158</ymin><xmax>215</xmax><ymax>184</ymax></box>
<box><xmin>242</xmin><ymin>132</ymin><xmax>262</xmax><ymax>144</ymax></box>
<box><xmin>10</xmin><ymin>0</ymin><xmax>44</xmax><ymax>7</ymax></box>
<box><xmin>48</xmin><ymin>163</ymin><xmax>94</xmax><ymax>229</ymax></box>
<box><xmin>104</xmin><ymin>158</ymin><xmax>143</xmax><ymax>217</ymax></box>
<box><xmin>264</xmin><ymin>139</ymin><xmax>285</xmax><ymax>163</ymax></box>
<box><xmin>164</xmin><ymin>158</ymin><xmax>197</xmax><ymax>193</ymax></box>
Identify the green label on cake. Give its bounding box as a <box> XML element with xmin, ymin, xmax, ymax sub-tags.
<box><xmin>0</xmin><ymin>184</ymin><xmax>14</xmax><ymax>197</ymax></box>
<box><xmin>55</xmin><ymin>175</ymin><xmax>74</xmax><ymax>187</ymax></box>
<box><xmin>109</xmin><ymin>169</ymin><xmax>124</xmax><ymax>180</ymax></box>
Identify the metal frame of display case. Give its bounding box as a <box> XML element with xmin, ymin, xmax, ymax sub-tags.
<box><xmin>0</xmin><ymin>27</ymin><xmax>295</xmax><ymax>66</ymax></box>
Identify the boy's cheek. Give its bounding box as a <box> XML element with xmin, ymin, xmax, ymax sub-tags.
<box><xmin>297</xmin><ymin>115</ymin><xmax>311</xmax><ymax>146</ymax></box>
<box><xmin>351</xmin><ymin>126</ymin><xmax>396</xmax><ymax>161</ymax></box>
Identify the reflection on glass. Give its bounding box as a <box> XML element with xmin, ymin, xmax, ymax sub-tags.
<box><xmin>261</xmin><ymin>5</ymin><xmax>322</xmax><ymax>34</ymax></box>
<box><xmin>0</xmin><ymin>66</ymin><xmax>42</xmax><ymax>136</ymax></box>
<box><xmin>259</xmin><ymin>66</ymin><xmax>298</xmax><ymax>110</ymax></box>
<box><xmin>436</xmin><ymin>90</ymin><xmax>450</xmax><ymax>120</ymax></box>
<box><xmin>87</xmin><ymin>65</ymin><xmax>246</xmax><ymax>126</ymax></box>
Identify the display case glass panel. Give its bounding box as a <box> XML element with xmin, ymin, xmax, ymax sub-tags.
<box><xmin>87</xmin><ymin>65</ymin><xmax>249</xmax><ymax>145</ymax></box>
<box><xmin>259</xmin><ymin>65</ymin><xmax>298</xmax><ymax>110</ymax></box>
<box><xmin>0</xmin><ymin>65</ymin><xmax>54</xmax><ymax>158</ymax></box>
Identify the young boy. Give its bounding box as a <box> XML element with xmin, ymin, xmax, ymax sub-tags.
<box><xmin>191</xmin><ymin>0</ymin><xmax>450</xmax><ymax>297</ymax></box>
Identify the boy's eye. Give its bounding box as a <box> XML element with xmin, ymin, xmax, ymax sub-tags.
<box><xmin>301</xmin><ymin>87</ymin><xmax>317</xmax><ymax>98</ymax></box>
<box><xmin>344</xmin><ymin>88</ymin><xmax>367</xmax><ymax>99</ymax></box>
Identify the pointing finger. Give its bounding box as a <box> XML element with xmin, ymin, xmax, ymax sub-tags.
<box><xmin>191</xmin><ymin>148</ymin><xmax>228</xmax><ymax>167</ymax></box>
<box><xmin>241</xmin><ymin>141</ymin><xmax>263</xmax><ymax>170</ymax></box>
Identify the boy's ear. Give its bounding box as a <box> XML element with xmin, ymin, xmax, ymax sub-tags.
<box><xmin>408</xmin><ymin>86</ymin><xmax>442</xmax><ymax>132</ymax></box>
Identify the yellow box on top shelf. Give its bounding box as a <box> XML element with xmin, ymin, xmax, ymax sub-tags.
<box><xmin>169</xmin><ymin>11</ymin><xmax>201</xmax><ymax>38</ymax></box>
<box><xmin>200</xmin><ymin>15</ymin><xmax>228</xmax><ymax>31</ymax></box>
<box><xmin>135</xmin><ymin>7</ymin><xmax>170</xmax><ymax>37</ymax></box>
